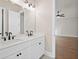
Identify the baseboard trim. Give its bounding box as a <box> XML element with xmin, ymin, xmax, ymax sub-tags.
<box><xmin>44</xmin><ymin>50</ymin><xmax>55</xmax><ymax>58</ymax></box>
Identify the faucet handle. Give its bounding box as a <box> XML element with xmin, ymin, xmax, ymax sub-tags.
<box><xmin>9</xmin><ymin>32</ymin><xmax>12</xmax><ymax>35</ymax></box>
<box><xmin>0</xmin><ymin>33</ymin><xmax>2</xmax><ymax>35</ymax></box>
<box><xmin>12</xmin><ymin>35</ymin><xmax>16</xmax><ymax>39</ymax></box>
<box><xmin>5</xmin><ymin>32</ymin><xmax>8</xmax><ymax>36</ymax></box>
<box><xmin>1</xmin><ymin>36</ymin><xmax>6</xmax><ymax>41</ymax></box>
<box><xmin>26</xmin><ymin>30</ymin><xmax>29</xmax><ymax>35</ymax></box>
<box><xmin>30</xmin><ymin>30</ymin><xmax>33</xmax><ymax>36</ymax></box>
<box><xmin>26</xmin><ymin>30</ymin><xmax>28</xmax><ymax>33</ymax></box>
<box><xmin>3</xmin><ymin>37</ymin><xmax>6</xmax><ymax>41</ymax></box>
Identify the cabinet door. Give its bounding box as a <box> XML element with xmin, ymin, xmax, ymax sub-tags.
<box><xmin>28</xmin><ymin>45</ymin><xmax>40</xmax><ymax>59</ymax></box>
<box><xmin>29</xmin><ymin>41</ymin><xmax>44</xmax><ymax>59</ymax></box>
<box><xmin>19</xmin><ymin>48</ymin><xmax>29</xmax><ymax>59</ymax></box>
<box><xmin>3</xmin><ymin>53</ymin><xmax>18</xmax><ymax>59</ymax></box>
<box><xmin>4</xmin><ymin>48</ymin><xmax>29</xmax><ymax>59</ymax></box>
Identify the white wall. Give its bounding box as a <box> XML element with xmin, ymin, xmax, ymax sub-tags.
<box><xmin>55</xmin><ymin>17</ymin><xmax>78</xmax><ymax>37</ymax></box>
<box><xmin>55</xmin><ymin>0</ymin><xmax>78</xmax><ymax>37</ymax></box>
<box><xmin>36</xmin><ymin>0</ymin><xmax>55</xmax><ymax>58</ymax></box>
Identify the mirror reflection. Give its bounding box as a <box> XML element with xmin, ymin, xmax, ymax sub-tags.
<box><xmin>0</xmin><ymin>0</ymin><xmax>36</xmax><ymax>39</ymax></box>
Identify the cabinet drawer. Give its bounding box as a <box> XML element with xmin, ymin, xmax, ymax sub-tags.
<box><xmin>3</xmin><ymin>51</ymin><xmax>20</xmax><ymax>59</ymax></box>
<box><xmin>0</xmin><ymin>41</ymin><xmax>31</xmax><ymax>59</ymax></box>
<box><xmin>0</xmin><ymin>35</ymin><xmax>45</xmax><ymax>59</ymax></box>
<box><xmin>31</xmin><ymin>36</ymin><xmax>45</xmax><ymax>48</ymax></box>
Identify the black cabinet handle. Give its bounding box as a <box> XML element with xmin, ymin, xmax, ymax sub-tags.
<box><xmin>17</xmin><ymin>54</ymin><xmax>19</xmax><ymax>56</ymax></box>
<box><xmin>19</xmin><ymin>53</ymin><xmax>22</xmax><ymax>55</ymax></box>
<box><xmin>17</xmin><ymin>53</ymin><xmax>22</xmax><ymax>57</ymax></box>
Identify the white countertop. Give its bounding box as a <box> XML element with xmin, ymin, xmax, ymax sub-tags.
<box><xmin>0</xmin><ymin>33</ymin><xmax>44</xmax><ymax>50</ymax></box>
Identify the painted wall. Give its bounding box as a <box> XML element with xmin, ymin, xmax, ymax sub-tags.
<box><xmin>55</xmin><ymin>0</ymin><xmax>78</xmax><ymax>37</ymax></box>
<box><xmin>36</xmin><ymin>0</ymin><xmax>78</xmax><ymax>58</ymax></box>
<box><xmin>36</xmin><ymin>0</ymin><xmax>55</xmax><ymax>57</ymax></box>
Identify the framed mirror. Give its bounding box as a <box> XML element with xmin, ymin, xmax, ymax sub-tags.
<box><xmin>0</xmin><ymin>0</ymin><xmax>36</xmax><ymax>36</ymax></box>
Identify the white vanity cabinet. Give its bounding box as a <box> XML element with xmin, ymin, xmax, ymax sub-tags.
<box><xmin>4</xmin><ymin>47</ymin><xmax>29</xmax><ymax>59</ymax></box>
<box><xmin>29</xmin><ymin>37</ymin><xmax>45</xmax><ymax>59</ymax></box>
<box><xmin>4</xmin><ymin>52</ymin><xmax>19</xmax><ymax>59</ymax></box>
<box><xmin>0</xmin><ymin>35</ymin><xmax>45</xmax><ymax>59</ymax></box>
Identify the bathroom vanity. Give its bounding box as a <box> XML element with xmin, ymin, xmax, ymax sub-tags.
<box><xmin>0</xmin><ymin>34</ymin><xmax>45</xmax><ymax>59</ymax></box>
<box><xmin>0</xmin><ymin>1</ymin><xmax>45</xmax><ymax>59</ymax></box>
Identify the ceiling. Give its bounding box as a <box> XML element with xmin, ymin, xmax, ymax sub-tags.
<box><xmin>0</xmin><ymin>0</ymin><xmax>23</xmax><ymax>12</ymax></box>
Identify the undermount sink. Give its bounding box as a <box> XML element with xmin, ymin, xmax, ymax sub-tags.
<box><xmin>0</xmin><ymin>35</ymin><xmax>28</xmax><ymax>48</ymax></box>
<box><xmin>0</xmin><ymin>39</ymin><xmax>22</xmax><ymax>48</ymax></box>
<box><xmin>0</xmin><ymin>37</ymin><xmax>27</xmax><ymax>50</ymax></box>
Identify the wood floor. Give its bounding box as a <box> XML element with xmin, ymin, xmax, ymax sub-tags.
<box><xmin>56</xmin><ymin>36</ymin><xmax>78</xmax><ymax>59</ymax></box>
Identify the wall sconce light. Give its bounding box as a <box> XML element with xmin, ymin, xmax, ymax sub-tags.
<box><xmin>56</xmin><ymin>11</ymin><xmax>65</xmax><ymax>17</ymax></box>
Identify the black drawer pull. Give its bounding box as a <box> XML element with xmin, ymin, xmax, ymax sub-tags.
<box><xmin>19</xmin><ymin>53</ymin><xmax>22</xmax><ymax>55</ymax></box>
<box><xmin>17</xmin><ymin>54</ymin><xmax>19</xmax><ymax>56</ymax></box>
